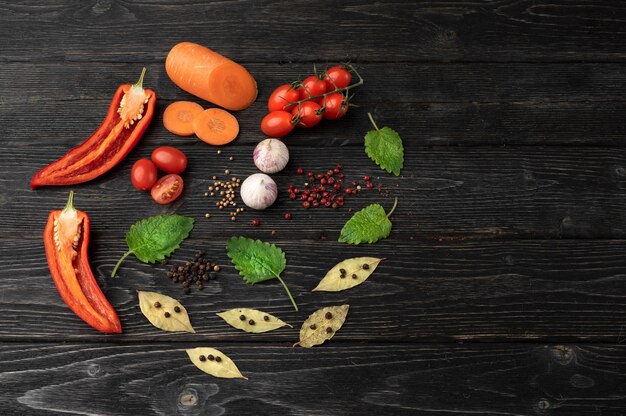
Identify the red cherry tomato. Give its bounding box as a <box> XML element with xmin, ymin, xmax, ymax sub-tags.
<box><xmin>268</xmin><ymin>84</ymin><xmax>300</xmax><ymax>112</ymax></box>
<box><xmin>151</xmin><ymin>146</ymin><xmax>187</xmax><ymax>174</ymax></box>
<box><xmin>291</xmin><ymin>101</ymin><xmax>322</xmax><ymax>128</ymax></box>
<box><xmin>323</xmin><ymin>65</ymin><xmax>352</xmax><ymax>91</ymax></box>
<box><xmin>130</xmin><ymin>158</ymin><xmax>158</xmax><ymax>191</ymax></box>
<box><xmin>322</xmin><ymin>93</ymin><xmax>349</xmax><ymax>120</ymax></box>
<box><xmin>150</xmin><ymin>174</ymin><xmax>183</xmax><ymax>204</ymax></box>
<box><xmin>261</xmin><ymin>111</ymin><xmax>296</xmax><ymax>137</ymax></box>
<box><xmin>298</xmin><ymin>75</ymin><xmax>327</xmax><ymax>102</ymax></box>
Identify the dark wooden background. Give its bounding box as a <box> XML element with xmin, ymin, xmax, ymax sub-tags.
<box><xmin>2</xmin><ymin>1</ymin><xmax>626</xmax><ymax>415</ymax></box>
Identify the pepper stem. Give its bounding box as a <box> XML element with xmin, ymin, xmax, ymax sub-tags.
<box><xmin>133</xmin><ymin>67</ymin><xmax>147</xmax><ymax>89</ymax></box>
<box><xmin>111</xmin><ymin>250</ymin><xmax>133</xmax><ymax>278</ymax></box>
<box><xmin>62</xmin><ymin>190</ymin><xmax>76</xmax><ymax>214</ymax></box>
<box><xmin>386</xmin><ymin>197</ymin><xmax>398</xmax><ymax>218</ymax></box>
<box><xmin>276</xmin><ymin>275</ymin><xmax>298</xmax><ymax>311</ymax></box>
<box><xmin>367</xmin><ymin>112</ymin><xmax>380</xmax><ymax>131</ymax></box>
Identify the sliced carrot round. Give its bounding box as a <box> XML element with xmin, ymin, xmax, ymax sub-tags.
<box><xmin>208</xmin><ymin>62</ymin><xmax>258</xmax><ymax>111</ymax></box>
<box><xmin>193</xmin><ymin>108</ymin><xmax>239</xmax><ymax>145</ymax></box>
<box><xmin>163</xmin><ymin>101</ymin><xmax>204</xmax><ymax>136</ymax></box>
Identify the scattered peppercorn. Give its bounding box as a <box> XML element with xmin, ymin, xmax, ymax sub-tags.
<box><xmin>239</xmin><ymin>315</ymin><xmax>246</xmax><ymax>321</ymax></box>
<box><xmin>153</xmin><ymin>302</ymin><xmax>161</xmax><ymax>308</ymax></box>
<box><xmin>248</xmin><ymin>319</ymin><xmax>255</xmax><ymax>325</ymax></box>
<box><xmin>362</xmin><ymin>263</ymin><xmax>370</xmax><ymax>270</ymax></box>
<box><xmin>339</xmin><ymin>268</ymin><xmax>346</xmax><ymax>275</ymax></box>
<box><xmin>164</xmin><ymin>312</ymin><xmax>171</xmax><ymax>318</ymax></box>
<box><xmin>251</xmin><ymin>218</ymin><xmax>261</xmax><ymax>227</ymax></box>
<box><xmin>310</xmin><ymin>324</ymin><xmax>317</xmax><ymax>330</ymax></box>
<box><xmin>284</xmin><ymin>212</ymin><xmax>292</xmax><ymax>220</ymax></box>
<box><xmin>166</xmin><ymin>251</ymin><xmax>221</xmax><ymax>293</ymax></box>
<box><xmin>215</xmin><ymin>356</ymin><xmax>222</xmax><ymax>363</ymax></box>
<box><xmin>208</xmin><ymin>354</ymin><xmax>215</xmax><ymax>361</ymax></box>
<box><xmin>325</xmin><ymin>312</ymin><xmax>333</xmax><ymax>319</ymax></box>
<box><xmin>263</xmin><ymin>315</ymin><xmax>270</xmax><ymax>321</ymax></box>
<box><xmin>229</xmin><ymin>156</ymin><xmax>234</xmax><ymax>161</ymax></box>
<box><xmin>326</xmin><ymin>327</ymin><xmax>333</xmax><ymax>334</ymax></box>
<box><xmin>199</xmin><ymin>355</ymin><xmax>206</xmax><ymax>362</ymax></box>
<box><xmin>174</xmin><ymin>306</ymin><xmax>181</xmax><ymax>313</ymax></box>
<box><xmin>352</xmin><ymin>273</ymin><xmax>358</xmax><ymax>279</ymax></box>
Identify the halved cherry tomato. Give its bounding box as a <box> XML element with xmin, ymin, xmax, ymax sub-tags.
<box><xmin>151</xmin><ymin>146</ymin><xmax>187</xmax><ymax>174</ymax></box>
<box><xmin>268</xmin><ymin>84</ymin><xmax>300</xmax><ymax>112</ymax></box>
<box><xmin>130</xmin><ymin>158</ymin><xmax>158</xmax><ymax>191</ymax></box>
<box><xmin>291</xmin><ymin>101</ymin><xmax>322</xmax><ymax>128</ymax></box>
<box><xmin>322</xmin><ymin>93</ymin><xmax>349</xmax><ymax>120</ymax></box>
<box><xmin>323</xmin><ymin>65</ymin><xmax>352</xmax><ymax>91</ymax></box>
<box><xmin>298</xmin><ymin>75</ymin><xmax>327</xmax><ymax>102</ymax></box>
<box><xmin>261</xmin><ymin>111</ymin><xmax>296</xmax><ymax>137</ymax></box>
<box><xmin>150</xmin><ymin>174</ymin><xmax>183</xmax><ymax>204</ymax></box>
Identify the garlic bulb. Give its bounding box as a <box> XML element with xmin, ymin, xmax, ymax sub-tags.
<box><xmin>240</xmin><ymin>173</ymin><xmax>278</xmax><ymax>210</ymax></box>
<box><xmin>253</xmin><ymin>138</ymin><xmax>289</xmax><ymax>174</ymax></box>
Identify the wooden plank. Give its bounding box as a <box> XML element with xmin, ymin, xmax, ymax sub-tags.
<box><xmin>2</xmin><ymin>1</ymin><xmax>626</xmax><ymax>63</ymax></box>
<box><xmin>2</xmin><ymin>146</ymin><xmax>625</xmax><ymax>239</ymax></box>
<box><xmin>2</xmin><ymin>238</ymin><xmax>626</xmax><ymax>342</ymax></box>
<box><xmin>4</xmin><ymin>62</ymin><xmax>626</xmax><ymax>104</ymax></box>
<box><xmin>1</xmin><ymin>342</ymin><xmax>625</xmax><ymax>415</ymax></box>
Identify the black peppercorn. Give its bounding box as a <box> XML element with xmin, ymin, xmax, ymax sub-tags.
<box><xmin>164</xmin><ymin>312</ymin><xmax>171</xmax><ymax>318</ymax></box>
<box><xmin>339</xmin><ymin>268</ymin><xmax>346</xmax><ymax>275</ymax></box>
<box><xmin>310</xmin><ymin>324</ymin><xmax>317</xmax><ymax>330</ymax></box>
<box><xmin>215</xmin><ymin>356</ymin><xmax>222</xmax><ymax>363</ymax></box>
<box><xmin>174</xmin><ymin>306</ymin><xmax>181</xmax><ymax>313</ymax></box>
<box><xmin>362</xmin><ymin>263</ymin><xmax>370</xmax><ymax>270</ymax></box>
<box><xmin>326</xmin><ymin>327</ymin><xmax>333</xmax><ymax>334</ymax></box>
<box><xmin>199</xmin><ymin>355</ymin><xmax>206</xmax><ymax>362</ymax></box>
<box><xmin>249</xmin><ymin>319</ymin><xmax>255</xmax><ymax>325</ymax></box>
<box><xmin>263</xmin><ymin>315</ymin><xmax>270</xmax><ymax>322</ymax></box>
<box><xmin>352</xmin><ymin>273</ymin><xmax>358</xmax><ymax>279</ymax></box>
<box><xmin>153</xmin><ymin>302</ymin><xmax>161</xmax><ymax>308</ymax></box>
<box><xmin>208</xmin><ymin>354</ymin><xmax>215</xmax><ymax>361</ymax></box>
<box><xmin>239</xmin><ymin>315</ymin><xmax>246</xmax><ymax>321</ymax></box>
<box><xmin>325</xmin><ymin>312</ymin><xmax>333</xmax><ymax>319</ymax></box>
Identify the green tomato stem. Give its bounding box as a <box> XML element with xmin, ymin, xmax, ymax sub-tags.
<box><xmin>276</xmin><ymin>275</ymin><xmax>298</xmax><ymax>311</ymax></box>
<box><xmin>111</xmin><ymin>250</ymin><xmax>133</xmax><ymax>278</ymax></box>
<box><xmin>367</xmin><ymin>112</ymin><xmax>380</xmax><ymax>131</ymax></box>
<box><xmin>386</xmin><ymin>197</ymin><xmax>398</xmax><ymax>218</ymax></box>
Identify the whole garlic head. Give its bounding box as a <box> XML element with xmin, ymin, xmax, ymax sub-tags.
<box><xmin>253</xmin><ymin>138</ymin><xmax>289</xmax><ymax>174</ymax></box>
<box><xmin>240</xmin><ymin>173</ymin><xmax>278</xmax><ymax>210</ymax></box>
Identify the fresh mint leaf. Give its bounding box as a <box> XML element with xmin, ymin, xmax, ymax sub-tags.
<box><xmin>226</xmin><ymin>237</ymin><xmax>297</xmax><ymax>311</ymax></box>
<box><xmin>112</xmin><ymin>214</ymin><xmax>194</xmax><ymax>277</ymax></box>
<box><xmin>339</xmin><ymin>198</ymin><xmax>398</xmax><ymax>245</ymax></box>
<box><xmin>364</xmin><ymin>113</ymin><xmax>404</xmax><ymax>176</ymax></box>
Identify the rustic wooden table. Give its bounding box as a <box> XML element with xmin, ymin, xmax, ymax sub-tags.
<box><xmin>2</xmin><ymin>1</ymin><xmax>626</xmax><ymax>415</ymax></box>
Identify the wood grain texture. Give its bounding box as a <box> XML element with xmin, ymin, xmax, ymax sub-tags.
<box><xmin>2</xmin><ymin>0</ymin><xmax>626</xmax><ymax>63</ymax></box>
<box><xmin>2</xmin><ymin>146</ymin><xmax>625</xmax><ymax>239</ymax></box>
<box><xmin>1</xmin><ymin>343</ymin><xmax>625</xmax><ymax>416</ymax></box>
<box><xmin>1</xmin><ymin>238</ymin><xmax>626</xmax><ymax>342</ymax></box>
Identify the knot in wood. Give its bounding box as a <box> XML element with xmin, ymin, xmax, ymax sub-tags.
<box><xmin>178</xmin><ymin>388</ymin><xmax>199</xmax><ymax>407</ymax></box>
<box><xmin>537</xmin><ymin>398</ymin><xmax>550</xmax><ymax>410</ymax></box>
<box><xmin>550</xmin><ymin>345</ymin><xmax>574</xmax><ymax>364</ymax></box>
<box><xmin>87</xmin><ymin>363</ymin><xmax>102</xmax><ymax>377</ymax></box>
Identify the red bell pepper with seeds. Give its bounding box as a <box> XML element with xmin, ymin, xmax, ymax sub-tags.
<box><xmin>31</xmin><ymin>68</ymin><xmax>156</xmax><ymax>189</ymax></box>
<box><xmin>44</xmin><ymin>191</ymin><xmax>122</xmax><ymax>333</ymax></box>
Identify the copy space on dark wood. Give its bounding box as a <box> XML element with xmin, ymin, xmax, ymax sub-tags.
<box><xmin>1</xmin><ymin>1</ymin><xmax>626</xmax><ymax>415</ymax></box>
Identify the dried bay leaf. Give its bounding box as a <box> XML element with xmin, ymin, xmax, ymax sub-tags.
<box><xmin>186</xmin><ymin>347</ymin><xmax>248</xmax><ymax>380</ymax></box>
<box><xmin>294</xmin><ymin>305</ymin><xmax>349</xmax><ymax>348</ymax></box>
<box><xmin>313</xmin><ymin>257</ymin><xmax>383</xmax><ymax>292</ymax></box>
<box><xmin>217</xmin><ymin>308</ymin><xmax>292</xmax><ymax>333</ymax></box>
<box><xmin>138</xmin><ymin>290</ymin><xmax>195</xmax><ymax>333</ymax></box>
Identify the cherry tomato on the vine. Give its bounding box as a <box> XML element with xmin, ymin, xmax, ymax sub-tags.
<box><xmin>151</xmin><ymin>146</ymin><xmax>187</xmax><ymax>174</ymax></box>
<box><xmin>150</xmin><ymin>174</ymin><xmax>183</xmax><ymax>205</ymax></box>
<box><xmin>130</xmin><ymin>158</ymin><xmax>158</xmax><ymax>191</ymax></box>
<box><xmin>298</xmin><ymin>75</ymin><xmax>327</xmax><ymax>102</ymax></box>
<box><xmin>261</xmin><ymin>111</ymin><xmax>296</xmax><ymax>137</ymax></box>
<box><xmin>291</xmin><ymin>101</ymin><xmax>322</xmax><ymax>128</ymax></box>
<box><xmin>268</xmin><ymin>84</ymin><xmax>300</xmax><ymax>112</ymax></box>
<box><xmin>323</xmin><ymin>65</ymin><xmax>352</xmax><ymax>91</ymax></box>
<box><xmin>322</xmin><ymin>93</ymin><xmax>349</xmax><ymax>120</ymax></box>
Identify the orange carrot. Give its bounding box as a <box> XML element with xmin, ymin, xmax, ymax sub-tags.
<box><xmin>165</xmin><ymin>42</ymin><xmax>257</xmax><ymax>111</ymax></box>
<box><xmin>193</xmin><ymin>108</ymin><xmax>239</xmax><ymax>145</ymax></box>
<box><xmin>163</xmin><ymin>101</ymin><xmax>204</xmax><ymax>136</ymax></box>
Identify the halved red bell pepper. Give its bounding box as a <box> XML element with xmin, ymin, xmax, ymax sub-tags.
<box><xmin>31</xmin><ymin>68</ymin><xmax>156</xmax><ymax>189</ymax></box>
<box><xmin>44</xmin><ymin>191</ymin><xmax>122</xmax><ymax>333</ymax></box>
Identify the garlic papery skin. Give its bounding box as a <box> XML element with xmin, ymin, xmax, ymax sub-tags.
<box><xmin>253</xmin><ymin>138</ymin><xmax>289</xmax><ymax>174</ymax></box>
<box><xmin>240</xmin><ymin>173</ymin><xmax>278</xmax><ymax>210</ymax></box>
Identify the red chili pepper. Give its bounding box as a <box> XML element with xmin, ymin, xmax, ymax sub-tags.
<box><xmin>31</xmin><ymin>68</ymin><xmax>156</xmax><ymax>189</ymax></box>
<box><xmin>44</xmin><ymin>191</ymin><xmax>122</xmax><ymax>333</ymax></box>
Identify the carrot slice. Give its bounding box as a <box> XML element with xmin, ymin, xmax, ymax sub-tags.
<box><xmin>193</xmin><ymin>108</ymin><xmax>239</xmax><ymax>145</ymax></box>
<box><xmin>163</xmin><ymin>101</ymin><xmax>204</xmax><ymax>136</ymax></box>
<box><xmin>165</xmin><ymin>42</ymin><xmax>257</xmax><ymax>111</ymax></box>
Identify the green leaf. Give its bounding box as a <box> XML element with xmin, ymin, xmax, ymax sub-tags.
<box><xmin>226</xmin><ymin>237</ymin><xmax>298</xmax><ymax>311</ymax></box>
<box><xmin>111</xmin><ymin>214</ymin><xmax>194</xmax><ymax>277</ymax></box>
<box><xmin>364</xmin><ymin>113</ymin><xmax>404</xmax><ymax>176</ymax></box>
<box><xmin>339</xmin><ymin>198</ymin><xmax>398</xmax><ymax>245</ymax></box>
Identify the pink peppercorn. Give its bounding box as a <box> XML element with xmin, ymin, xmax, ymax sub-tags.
<box><xmin>251</xmin><ymin>219</ymin><xmax>261</xmax><ymax>227</ymax></box>
<box><xmin>284</xmin><ymin>212</ymin><xmax>292</xmax><ymax>220</ymax></box>
<box><xmin>297</xmin><ymin>168</ymin><xmax>303</xmax><ymax>174</ymax></box>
